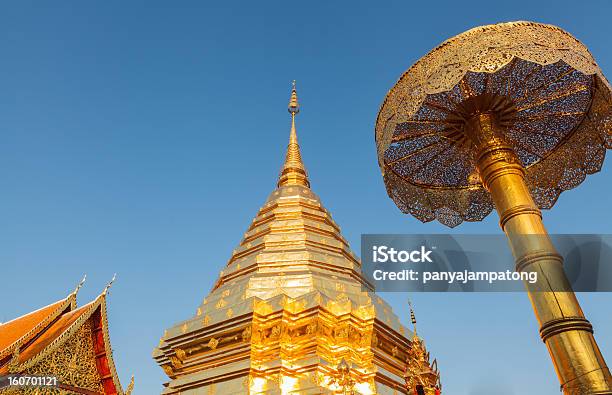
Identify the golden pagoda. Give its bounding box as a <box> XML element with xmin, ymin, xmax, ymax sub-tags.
<box><xmin>153</xmin><ymin>83</ymin><xmax>441</xmax><ymax>394</ymax></box>
<box><xmin>0</xmin><ymin>277</ymin><xmax>133</xmax><ymax>395</ymax></box>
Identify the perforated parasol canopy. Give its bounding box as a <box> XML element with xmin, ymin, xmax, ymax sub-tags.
<box><xmin>376</xmin><ymin>21</ymin><xmax>612</xmax><ymax>227</ymax></box>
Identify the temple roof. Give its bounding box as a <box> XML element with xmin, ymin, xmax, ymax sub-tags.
<box><xmin>0</xmin><ymin>294</ymin><xmax>76</xmax><ymax>357</ymax></box>
<box><xmin>0</xmin><ymin>281</ymin><xmax>132</xmax><ymax>395</ymax></box>
<box><xmin>14</xmin><ymin>302</ymin><xmax>93</xmax><ymax>365</ymax></box>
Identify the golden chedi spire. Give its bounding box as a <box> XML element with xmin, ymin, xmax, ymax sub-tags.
<box><xmin>154</xmin><ymin>83</ymin><xmax>441</xmax><ymax>395</ymax></box>
<box><xmin>278</xmin><ymin>81</ymin><xmax>310</xmax><ymax>188</ymax></box>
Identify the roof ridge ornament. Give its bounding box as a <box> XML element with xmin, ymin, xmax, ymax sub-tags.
<box><xmin>103</xmin><ymin>273</ymin><xmax>117</xmax><ymax>296</ymax></box>
<box><xmin>125</xmin><ymin>375</ymin><xmax>135</xmax><ymax>395</ymax></box>
<box><xmin>278</xmin><ymin>81</ymin><xmax>310</xmax><ymax>188</ymax></box>
<box><xmin>73</xmin><ymin>274</ymin><xmax>87</xmax><ymax>296</ymax></box>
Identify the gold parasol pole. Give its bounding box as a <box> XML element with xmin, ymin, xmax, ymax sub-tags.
<box><xmin>467</xmin><ymin>111</ymin><xmax>612</xmax><ymax>393</ymax></box>
<box><xmin>376</xmin><ymin>22</ymin><xmax>612</xmax><ymax>393</ymax></box>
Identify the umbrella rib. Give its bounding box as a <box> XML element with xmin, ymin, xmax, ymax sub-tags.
<box><xmin>514</xmin><ymin>68</ymin><xmax>579</xmax><ymax>107</ymax></box>
<box><xmin>386</xmin><ymin>140</ymin><xmax>441</xmax><ymax>165</ymax></box>
<box><xmin>392</xmin><ymin>131</ymin><xmax>439</xmax><ymax>142</ymax></box>
<box><xmin>392</xmin><ymin>126</ymin><xmax>457</xmax><ymax>143</ymax></box>
<box><xmin>512</xmin><ymin>64</ymin><xmax>543</xmax><ymax>102</ymax></box>
<box><xmin>407</xmin><ymin>143</ymin><xmax>455</xmax><ymax>179</ymax></box>
<box><xmin>400</xmin><ymin>119</ymin><xmax>451</xmax><ymax>124</ymax></box>
<box><xmin>515</xmin><ymin>84</ymin><xmax>590</xmax><ymax>111</ymax></box>
<box><xmin>519</xmin><ymin>111</ymin><xmax>585</xmax><ymax>121</ymax></box>
<box><xmin>510</xmin><ymin>138</ymin><xmax>543</xmax><ymax>159</ymax></box>
<box><xmin>443</xmin><ymin>129</ymin><xmax>465</xmax><ymax>142</ymax></box>
<box><xmin>455</xmin><ymin>134</ymin><xmax>469</xmax><ymax>151</ymax></box>
<box><xmin>512</xmin><ymin>124</ymin><xmax>564</xmax><ymax>138</ymax></box>
<box><xmin>459</xmin><ymin>78</ymin><xmax>475</xmax><ymax>99</ymax></box>
<box><xmin>422</xmin><ymin>100</ymin><xmax>459</xmax><ymax>115</ymax></box>
<box><xmin>504</xmin><ymin>59</ymin><xmax>518</xmax><ymax>97</ymax></box>
<box><xmin>425</xmin><ymin>144</ymin><xmax>469</xmax><ymax>186</ymax></box>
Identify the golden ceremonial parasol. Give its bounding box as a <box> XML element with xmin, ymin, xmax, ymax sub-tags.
<box><xmin>375</xmin><ymin>21</ymin><xmax>612</xmax><ymax>394</ymax></box>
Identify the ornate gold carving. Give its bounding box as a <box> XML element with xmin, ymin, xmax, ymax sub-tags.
<box><xmin>23</xmin><ymin>320</ymin><xmax>104</xmax><ymax>393</ymax></box>
<box><xmin>175</xmin><ymin>348</ymin><xmax>186</xmax><ymax>361</ymax></box>
<box><xmin>306</xmin><ymin>322</ymin><xmax>317</xmax><ymax>335</ymax></box>
<box><xmin>327</xmin><ymin>358</ymin><xmax>355</xmax><ymax>394</ymax></box>
<box><xmin>334</xmin><ymin>326</ymin><xmax>348</xmax><ymax>339</ymax></box>
<box><xmin>336</xmin><ymin>292</ymin><xmax>348</xmax><ymax>302</ymax></box>
<box><xmin>208</xmin><ymin>337</ymin><xmax>219</xmax><ymax>350</ymax></box>
<box><xmin>7</xmin><ymin>346</ymin><xmax>20</xmax><ymax>374</ymax></box>
<box><xmin>270</xmin><ymin>325</ymin><xmax>281</xmax><ymax>338</ymax></box>
<box><xmin>254</xmin><ymin>300</ymin><xmax>272</xmax><ymax>315</ymax></box>
<box><xmin>347</xmin><ymin>326</ymin><xmax>359</xmax><ymax>343</ymax></box>
<box><xmin>242</xmin><ymin>326</ymin><xmax>252</xmax><ymax>342</ymax></box>
<box><xmin>405</xmin><ymin>337</ymin><xmax>441</xmax><ymax>394</ymax></box>
<box><xmin>170</xmin><ymin>356</ymin><xmax>183</xmax><ymax>369</ymax></box>
<box><xmin>162</xmin><ymin>364</ymin><xmax>174</xmax><ymax>376</ymax></box>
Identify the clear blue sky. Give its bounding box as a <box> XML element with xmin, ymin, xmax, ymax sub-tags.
<box><xmin>1</xmin><ymin>1</ymin><xmax>611</xmax><ymax>394</ymax></box>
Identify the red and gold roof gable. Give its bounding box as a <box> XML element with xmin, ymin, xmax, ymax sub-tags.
<box><xmin>0</xmin><ymin>281</ymin><xmax>133</xmax><ymax>395</ymax></box>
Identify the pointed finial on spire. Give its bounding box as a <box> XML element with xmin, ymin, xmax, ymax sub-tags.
<box><xmin>408</xmin><ymin>299</ymin><xmax>418</xmax><ymax>337</ymax></box>
<box><xmin>288</xmin><ymin>80</ymin><xmax>299</xmax><ymax>114</ymax></box>
<box><xmin>278</xmin><ymin>81</ymin><xmax>310</xmax><ymax>188</ymax></box>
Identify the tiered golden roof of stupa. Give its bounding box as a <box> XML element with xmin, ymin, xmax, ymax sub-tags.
<box><xmin>0</xmin><ymin>278</ymin><xmax>133</xmax><ymax>395</ymax></box>
<box><xmin>153</xmin><ymin>84</ymin><xmax>440</xmax><ymax>394</ymax></box>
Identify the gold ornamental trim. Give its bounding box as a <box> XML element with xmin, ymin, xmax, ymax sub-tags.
<box><xmin>540</xmin><ymin>317</ymin><xmax>594</xmax><ymax>342</ymax></box>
